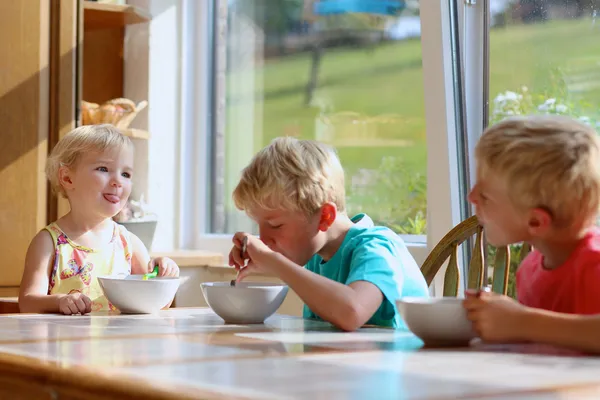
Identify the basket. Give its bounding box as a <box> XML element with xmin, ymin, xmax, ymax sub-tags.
<box><xmin>82</xmin><ymin>99</ymin><xmax>148</xmax><ymax>130</ymax></box>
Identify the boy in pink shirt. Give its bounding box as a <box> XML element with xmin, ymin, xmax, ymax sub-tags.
<box><xmin>517</xmin><ymin>228</ymin><xmax>600</xmax><ymax>314</ymax></box>
<box><xmin>463</xmin><ymin>115</ymin><xmax>600</xmax><ymax>353</ymax></box>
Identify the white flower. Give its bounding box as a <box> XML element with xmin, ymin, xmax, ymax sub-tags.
<box><xmin>579</xmin><ymin>116</ymin><xmax>591</xmax><ymax>123</ymax></box>
<box><xmin>504</xmin><ymin>91</ymin><xmax>521</xmax><ymax>101</ymax></box>
<box><xmin>555</xmin><ymin>104</ymin><xmax>568</xmax><ymax>113</ymax></box>
<box><xmin>494</xmin><ymin>94</ymin><xmax>506</xmax><ymax>103</ymax></box>
<box><xmin>494</xmin><ymin>91</ymin><xmax>523</xmax><ymax>105</ymax></box>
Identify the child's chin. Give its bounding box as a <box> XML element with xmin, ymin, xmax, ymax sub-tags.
<box><xmin>486</xmin><ymin>236</ymin><xmax>509</xmax><ymax>248</ymax></box>
<box><xmin>102</xmin><ymin>203</ymin><xmax>122</xmax><ymax>216</ymax></box>
<box><xmin>287</xmin><ymin>254</ymin><xmax>310</xmax><ymax>266</ymax></box>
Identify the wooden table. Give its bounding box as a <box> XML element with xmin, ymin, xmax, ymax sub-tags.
<box><xmin>1</xmin><ymin>308</ymin><xmax>600</xmax><ymax>399</ymax></box>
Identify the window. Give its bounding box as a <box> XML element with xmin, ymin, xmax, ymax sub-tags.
<box><xmin>489</xmin><ymin>0</ymin><xmax>599</xmax><ymax>129</ymax></box>
<box><xmin>219</xmin><ymin>0</ymin><xmax>429</xmax><ymax>239</ymax></box>
<box><xmin>462</xmin><ymin>0</ymin><xmax>600</xmax><ymax>296</ymax></box>
<box><xmin>143</xmin><ymin>0</ymin><xmax>467</xmax><ymax>279</ymax></box>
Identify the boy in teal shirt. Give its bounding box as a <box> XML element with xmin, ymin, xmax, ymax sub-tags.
<box><xmin>228</xmin><ymin>137</ymin><xmax>429</xmax><ymax>330</ymax></box>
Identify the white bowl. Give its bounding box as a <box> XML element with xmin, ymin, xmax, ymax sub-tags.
<box><xmin>201</xmin><ymin>282</ymin><xmax>289</xmax><ymax>324</ymax></box>
<box><xmin>98</xmin><ymin>275</ymin><xmax>180</xmax><ymax>314</ymax></box>
<box><xmin>397</xmin><ymin>297</ymin><xmax>477</xmax><ymax>346</ymax></box>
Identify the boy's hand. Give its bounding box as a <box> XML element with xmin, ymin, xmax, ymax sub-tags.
<box><xmin>149</xmin><ymin>257</ymin><xmax>180</xmax><ymax>277</ymax></box>
<box><xmin>229</xmin><ymin>232</ymin><xmax>276</xmax><ymax>281</ymax></box>
<box><xmin>463</xmin><ymin>291</ymin><xmax>530</xmax><ymax>343</ymax></box>
<box><xmin>58</xmin><ymin>293</ymin><xmax>92</xmax><ymax>315</ymax></box>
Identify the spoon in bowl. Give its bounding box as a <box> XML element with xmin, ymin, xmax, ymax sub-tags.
<box><xmin>230</xmin><ymin>236</ymin><xmax>248</xmax><ymax>287</ymax></box>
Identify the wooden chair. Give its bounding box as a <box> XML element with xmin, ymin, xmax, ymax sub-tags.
<box><xmin>420</xmin><ymin>216</ymin><xmax>532</xmax><ymax>296</ymax></box>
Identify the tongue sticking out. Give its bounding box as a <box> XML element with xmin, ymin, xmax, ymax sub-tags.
<box><xmin>103</xmin><ymin>194</ymin><xmax>120</xmax><ymax>204</ymax></box>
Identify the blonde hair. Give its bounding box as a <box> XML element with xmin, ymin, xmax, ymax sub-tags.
<box><xmin>46</xmin><ymin>124</ymin><xmax>132</xmax><ymax>198</ymax></box>
<box><xmin>233</xmin><ymin>137</ymin><xmax>346</xmax><ymax>216</ymax></box>
<box><xmin>476</xmin><ymin>115</ymin><xmax>600</xmax><ymax>227</ymax></box>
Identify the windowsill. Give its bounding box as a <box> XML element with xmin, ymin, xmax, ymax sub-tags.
<box><xmin>150</xmin><ymin>250</ymin><xmax>224</xmax><ymax>268</ymax></box>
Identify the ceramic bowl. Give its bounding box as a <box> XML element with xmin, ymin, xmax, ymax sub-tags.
<box><xmin>201</xmin><ymin>282</ymin><xmax>289</xmax><ymax>324</ymax></box>
<box><xmin>397</xmin><ymin>297</ymin><xmax>477</xmax><ymax>346</ymax></box>
<box><xmin>98</xmin><ymin>275</ymin><xmax>180</xmax><ymax>314</ymax></box>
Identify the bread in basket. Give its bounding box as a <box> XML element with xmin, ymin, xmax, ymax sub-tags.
<box><xmin>82</xmin><ymin>98</ymin><xmax>148</xmax><ymax>129</ymax></box>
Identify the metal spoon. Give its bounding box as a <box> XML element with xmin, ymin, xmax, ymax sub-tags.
<box><xmin>230</xmin><ymin>237</ymin><xmax>248</xmax><ymax>287</ymax></box>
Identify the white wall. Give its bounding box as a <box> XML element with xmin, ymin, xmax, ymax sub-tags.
<box><xmin>125</xmin><ymin>0</ymin><xmax>183</xmax><ymax>251</ymax></box>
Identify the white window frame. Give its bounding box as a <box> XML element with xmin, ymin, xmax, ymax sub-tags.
<box><xmin>463</xmin><ymin>0</ymin><xmax>487</xmax><ymax>190</ymax></box>
<box><xmin>177</xmin><ymin>0</ymin><xmax>465</xmax><ymax>292</ymax></box>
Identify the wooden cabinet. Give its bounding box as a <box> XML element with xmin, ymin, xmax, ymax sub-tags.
<box><xmin>57</xmin><ymin>1</ymin><xmax>151</xmax><ymax>218</ymax></box>
<box><xmin>82</xmin><ymin>2</ymin><xmax>150</xmax><ymax>105</ymax></box>
<box><xmin>0</xmin><ymin>1</ymin><xmax>58</xmax><ymax>292</ymax></box>
<box><xmin>0</xmin><ymin>1</ymin><xmax>150</xmax><ymax>293</ymax></box>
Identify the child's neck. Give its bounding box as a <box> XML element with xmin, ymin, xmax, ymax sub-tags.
<box><xmin>530</xmin><ymin>225</ymin><xmax>593</xmax><ymax>270</ymax></box>
<box><xmin>317</xmin><ymin>214</ymin><xmax>354</xmax><ymax>262</ymax></box>
<box><xmin>58</xmin><ymin>207</ymin><xmax>114</xmax><ymax>243</ymax></box>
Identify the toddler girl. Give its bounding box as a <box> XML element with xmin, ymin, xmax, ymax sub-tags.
<box><xmin>19</xmin><ymin>125</ymin><xmax>179</xmax><ymax>315</ymax></box>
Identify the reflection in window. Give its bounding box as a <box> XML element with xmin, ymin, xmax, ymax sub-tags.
<box><xmin>220</xmin><ymin>0</ymin><xmax>427</xmax><ymax>236</ymax></box>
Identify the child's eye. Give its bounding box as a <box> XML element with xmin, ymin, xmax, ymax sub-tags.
<box><xmin>271</xmin><ymin>224</ymin><xmax>283</xmax><ymax>229</ymax></box>
<box><xmin>97</xmin><ymin>166</ymin><xmax>108</xmax><ymax>172</ymax></box>
<box><xmin>122</xmin><ymin>172</ymin><xmax>132</xmax><ymax>179</ymax></box>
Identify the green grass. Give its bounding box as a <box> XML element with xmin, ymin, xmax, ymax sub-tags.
<box><xmin>224</xmin><ymin>19</ymin><xmax>600</xmax><ymax>231</ymax></box>
<box><xmin>489</xmin><ymin>20</ymin><xmax>600</xmax><ymax>104</ymax></box>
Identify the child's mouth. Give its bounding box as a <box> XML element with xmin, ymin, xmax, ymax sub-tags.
<box><xmin>103</xmin><ymin>194</ymin><xmax>120</xmax><ymax>204</ymax></box>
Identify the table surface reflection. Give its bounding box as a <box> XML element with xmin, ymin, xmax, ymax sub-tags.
<box><xmin>0</xmin><ymin>308</ymin><xmax>599</xmax><ymax>399</ymax></box>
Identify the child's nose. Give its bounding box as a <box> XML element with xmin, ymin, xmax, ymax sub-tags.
<box><xmin>258</xmin><ymin>230</ymin><xmax>274</xmax><ymax>247</ymax></box>
<box><xmin>467</xmin><ymin>189</ymin><xmax>477</xmax><ymax>205</ymax></box>
<box><xmin>111</xmin><ymin>176</ymin><xmax>123</xmax><ymax>187</ymax></box>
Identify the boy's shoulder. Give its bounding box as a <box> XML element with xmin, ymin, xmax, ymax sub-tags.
<box><xmin>349</xmin><ymin>224</ymin><xmax>401</xmax><ymax>243</ymax></box>
<box><xmin>350</xmin><ymin>213</ymin><xmax>397</xmax><ymax>236</ymax></box>
<box><xmin>344</xmin><ymin>220</ymin><xmax>408</xmax><ymax>257</ymax></box>
<box><xmin>573</xmin><ymin>226</ymin><xmax>600</xmax><ymax>266</ymax></box>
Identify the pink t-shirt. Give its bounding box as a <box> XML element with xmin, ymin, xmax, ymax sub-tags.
<box><xmin>516</xmin><ymin>227</ymin><xmax>600</xmax><ymax>315</ymax></box>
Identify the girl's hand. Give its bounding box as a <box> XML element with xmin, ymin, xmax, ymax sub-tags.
<box><xmin>228</xmin><ymin>232</ymin><xmax>277</xmax><ymax>282</ymax></box>
<box><xmin>58</xmin><ymin>293</ymin><xmax>92</xmax><ymax>315</ymax></box>
<box><xmin>149</xmin><ymin>257</ymin><xmax>179</xmax><ymax>277</ymax></box>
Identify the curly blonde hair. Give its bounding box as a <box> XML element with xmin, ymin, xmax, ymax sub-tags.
<box><xmin>476</xmin><ymin>115</ymin><xmax>600</xmax><ymax>227</ymax></box>
<box><xmin>46</xmin><ymin>124</ymin><xmax>132</xmax><ymax>198</ymax></box>
<box><xmin>233</xmin><ymin>137</ymin><xmax>346</xmax><ymax>217</ymax></box>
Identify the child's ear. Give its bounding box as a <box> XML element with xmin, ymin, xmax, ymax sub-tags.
<box><xmin>317</xmin><ymin>203</ymin><xmax>337</xmax><ymax>231</ymax></box>
<box><xmin>58</xmin><ymin>166</ymin><xmax>74</xmax><ymax>191</ymax></box>
<box><xmin>527</xmin><ymin>208</ymin><xmax>552</xmax><ymax>236</ymax></box>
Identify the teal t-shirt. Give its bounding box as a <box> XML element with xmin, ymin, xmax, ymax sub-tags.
<box><xmin>303</xmin><ymin>214</ymin><xmax>429</xmax><ymax>329</ymax></box>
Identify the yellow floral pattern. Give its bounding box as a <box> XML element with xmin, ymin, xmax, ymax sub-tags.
<box><xmin>46</xmin><ymin>222</ymin><xmax>132</xmax><ymax>311</ymax></box>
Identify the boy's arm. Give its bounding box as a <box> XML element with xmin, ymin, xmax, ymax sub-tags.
<box><xmin>520</xmin><ymin>309</ymin><xmax>600</xmax><ymax>353</ymax></box>
<box><xmin>18</xmin><ymin>231</ymin><xmax>64</xmax><ymax>313</ymax></box>
<box><xmin>273</xmin><ymin>253</ymin><xmax>383</xmax><ymax>331</ymax></box>
<box><xmin>465</xmin><ymin>293</ymin><xmax>600</xmax><ymax>353</ymax></box>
